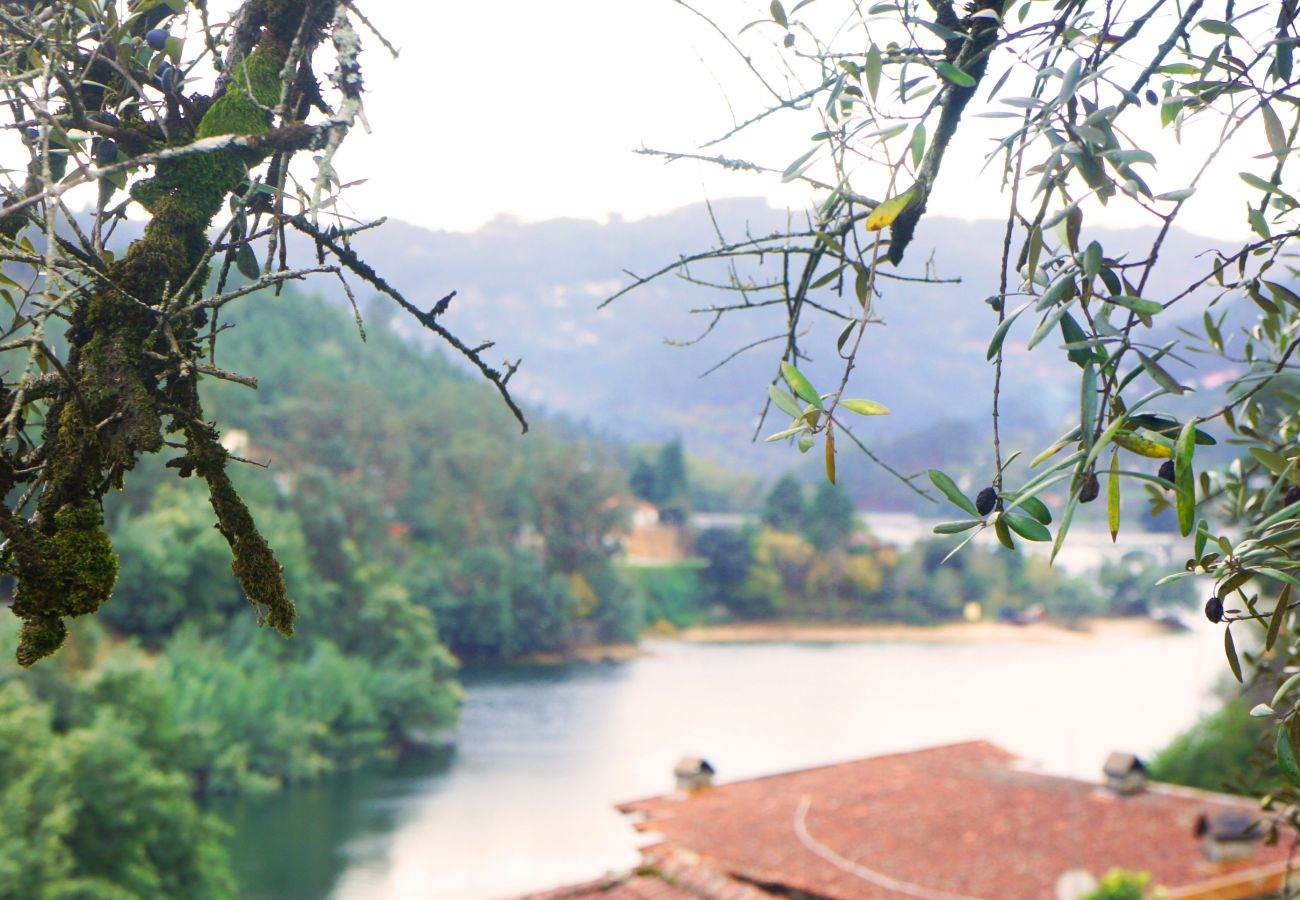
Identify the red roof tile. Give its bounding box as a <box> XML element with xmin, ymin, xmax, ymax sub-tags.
<box><xmin>617</xmin><ymin>741</ymin><xmax>1289</xmax><ymax>899</ymax></box>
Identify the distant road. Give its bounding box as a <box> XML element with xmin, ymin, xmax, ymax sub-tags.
<box><xmin>689</xmin><ymin>511</ymin><xmax>1183</xmax><ymax>575</ymax></box>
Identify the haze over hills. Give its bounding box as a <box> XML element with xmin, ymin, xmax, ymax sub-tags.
<box><xmin>304</xmin><ymin>199</ymin><xmax>1221</xmax><ymax>506</ymax></box>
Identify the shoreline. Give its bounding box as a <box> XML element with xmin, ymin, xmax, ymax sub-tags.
<box><xmin>670</xmin><ymin>617</ymin><xmax>1181</xmax><ymax>645</ymax></box>
<box><xmin>501</xmin><ymin>617</ymin><xmax>1187</xmax><ymax>667</ymax></box>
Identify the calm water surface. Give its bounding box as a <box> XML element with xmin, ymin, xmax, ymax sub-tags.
<box><xmin>226</xmin><ymin>626</ymin><xmax>1228</xmax><ymax>900</ymax></box>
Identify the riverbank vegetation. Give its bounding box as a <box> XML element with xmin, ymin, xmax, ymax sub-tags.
<box><xmin>0</xmin><ymin>289</ymin><xmax>642</xmax><ymax>893</ymax></box>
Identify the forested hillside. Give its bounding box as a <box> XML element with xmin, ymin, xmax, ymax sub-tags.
<box><xmin>316</xmin><ymin>201</ymin><xmax>1218</xmax><ymax>507</ymax></box>
<box><xmin>0</xmin><ymin>290</ymin><xmax>641</xmax><ymax>896</ymax></box>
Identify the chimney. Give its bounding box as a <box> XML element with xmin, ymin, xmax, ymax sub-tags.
<box><xmin>1102</xmin><ymin>752</ymin><xmax>1147</xmax><ymax>795</ymax></box>
<box><xmin>1196</xmin><ymin>811</ymin><xmax>1263</xmax><ymax>862</ymax></box>
<box><xmin>674</xmin><ymin>756</ymin><xmax>715</xmax><ymax>792</ymax></box>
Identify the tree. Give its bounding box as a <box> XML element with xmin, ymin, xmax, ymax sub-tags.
<box><xmin>803</xmin><ymin>480</ymin><xmax>857</xmax><ymax>550</ymax></box>
<box><xmin>609</xmin><ymin>1</ymin><xmax>1300</xmax><ymax>807</ymax></box>
<box><xmin>654</xmin><ymin>439</ymin><xmax>691</xmax><ymax>524</ymax></box>
<box><xmin>0</xmin><ymin>0</ymin><xmax>524</xmax><ymax>666</ymax></box>
<box><xmin>761</xmin><ymin>473</ymin><xmax>807</xmax><ymax>532</ymax></box>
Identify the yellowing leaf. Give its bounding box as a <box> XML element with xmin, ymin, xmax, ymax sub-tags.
<box><xmin>865</xmin><ymin>186</ymin><xmax>919</xmax><ymax>231</ymax></box>
<box><xmin>1113</xmin><ymin>429</ymin><xmax>1174</xmax><ymax>459</ymax></box>
<box><xmin>840</xmin><ymin>398</ymin><xmax>890</xmax><ymax>416</ymax></box>
<box><xmin>825</xmin><ymin>422</ymin><xmax>836</xmax><ymax>483</ymax></box>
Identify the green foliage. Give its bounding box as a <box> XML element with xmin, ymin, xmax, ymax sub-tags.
<box><xmin>626</xmin><ymin>440</ymin><xmax>692</xmax><ymax>524</ymax></box>
<box><xmin>1081</xmin><ymin>870</ymin><xmax>1155</xmax><ymax>900</ymax></box>
<box><xmin>1149</xmin><ymin>699</ymin><xmax>1275</xmax><ymax>796</ymax></box>
<box><xmin>803</xmin><ymin>481</ymin><xmax>857</xmax><ymax>550</ymax></box>
<box><xmin>1097</xmin><ymin>552</ymin><xmax>1195</xmax><ymax>617</ymax></box>
<box><xmin>631</xmin><ymin>0</ymin><xmax>1300</xmax><ymax>804</ymax></box>
<box><xmin>0</xmin><ymin>676</ymin><xmax>236</xmax><ymax>899</ymax></box>
<box><xmin>623</xmin><ymin>563</ymin><xmax>706</xmax><ymax>628</ymax></box>
<box><xmin>762</xmin><ymin>474</ymin><xmax>808</xmax><ymax>532</ymax></box>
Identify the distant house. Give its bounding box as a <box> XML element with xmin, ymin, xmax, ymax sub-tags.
<box><xmin>527</xmin><ymin>741</ymin><xmax>1292</xmax><ymax>900</ymax></box>
<box><xmin>621</xmin><ymin>501</ymin><xmax>687</xmax><ymax>565</ymax></box>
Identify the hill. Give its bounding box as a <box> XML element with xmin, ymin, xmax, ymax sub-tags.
<box><xmin>300</xmin><ymin>200</ymin><xmax>1218</xmax><ymax>507</ymax></box>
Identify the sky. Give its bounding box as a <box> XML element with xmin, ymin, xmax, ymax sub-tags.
<box><xmin>315</xmin><ymin>0</ymin><xmax>1267</xmax><ymax>243</ymax></box>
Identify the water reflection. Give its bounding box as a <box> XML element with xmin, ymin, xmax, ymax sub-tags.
<box><xmin>231</xmin><ymin>628</ymin><xmax>1227</xmax><ymax>900</ymax></box>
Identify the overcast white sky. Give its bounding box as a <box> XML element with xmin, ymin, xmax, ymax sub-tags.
<box><xmin>310</xmin><ymin>1</ymin><xmax>1269</xmax><ymax>243</ymax></box>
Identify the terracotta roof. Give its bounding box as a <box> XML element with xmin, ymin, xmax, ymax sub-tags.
<box><xmin>616</xmin><ymin>741</ymin><xmax>1290</xmax><ymax>899</ymax></box>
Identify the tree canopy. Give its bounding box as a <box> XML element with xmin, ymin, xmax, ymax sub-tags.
<box><xmin>0</xmin><ymin>0</ymin><xmax>525</xmax><ymax>666</ymax></box>
<box><xmin>609</xmin><ymin>0</ymin><xmax>1300</xmax><ymax>816</ymax></box>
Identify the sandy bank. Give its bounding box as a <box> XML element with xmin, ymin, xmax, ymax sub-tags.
<box><xmin>673</xmin><ymin>617</ymin><xmax>1178</xmax><ymax>645</ymax></box>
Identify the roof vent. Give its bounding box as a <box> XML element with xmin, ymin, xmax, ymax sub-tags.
<box><xmin>1196</xmin><ymin>811</ymin><xmax>1263</xmax><ymax>862</ymax></box>
<box><xmin>674</xmin><ymin>756</ymin><xmax>715</xmax><ymax>792</ymax></box>
<box><xmin>1102</xmin><ymin>752</ymin><xmax>1147</xmax><ymax>795</ymax></box>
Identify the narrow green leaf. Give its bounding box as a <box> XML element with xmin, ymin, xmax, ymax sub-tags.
<box><xmin>1264</xmin><ymin>280</ymin><xmax>1300</xmax><ymax>309</ymax></box>
<box><xmin>1262</xmin><ymin>101</ymin><xmax>1288</xmax><ymax>159</ymax></box>
<box><xmin>986</xmin><ymin>300</ymin><xmax>1032</xmax><ymax>360</ymax></box>
<box><xmin>1278</xmin><ymin>724</ymin><xmax>1300</xmax><ymax>787</ymax></box>
<box><xmin>1274</xmin><ymin>670</ymin><xmax>1300</xmax><ymax>709</ymax></box>
<box><xmin>840</xmin><ymin>398</ymin><xmax>890</xmax><ymax>416</ymax></box>
<box><xmin>1004</xmin><ymin>513</ymin><xmax>1050</xmax><ymax>542</ymax></box>
<box><xmin>937</xmin><ymin>61</ymin><xmax>976</xmax><ymax>87</ymax></box>
<box><xmin>1108</xmin><ymin>294</ymin><xmax>1164</xmax><ymax>316</ymax></box>
<box><xmin>1057</xmin><ymin>58</ymin><xmax>1082</xmax><ymax>105</ymax></box>
<box><xmin>235</xmin><ymin>243</ymin><xmax>259</xmax><ymax>280</ymax></box>
<box><xmin>1082</xmin><ymin>241</ymin><xmax>1102</xmax><ymax>282</ymax></box>
<box><xmin>782</xmin><ymin>146</ymin><xmax>819</xmax><ymax>182</ymax></box>
<box><xmin>993</xmin><ymin>515</ymin><xmax>1016</xmax><ymax>549</ymax></box>
<box><xmin>1194</xmin><ymin>519</ymin><xmax>1209</xmax><ymax>559</ymax></box>
<box><xmin>1018</xmin><ymin>496</ymin><xmax>1052</xmax><ymax>525</ymax></box>
<box><xmin>1155</xmin><ymin>187</ymin><xmax>1195</xmax><ymax>202</ymax></box>
<box><xmin>1028</xmin><ymin>304</ymin><xmax>1071</xmax><ymax>351</ymax></box>
<box><xmin>910</xmin><ymin>123</ymin><xmax>927</xmax><ymax>168</ymax></box>
<box><xmin>1249</xmin><ymin>205</ymin><xmax>1271</xmax><ymax>240</ymax></box>
<box><xmin>768</xmin><ymin>384</ymin><xmax>805</xmax><ymax>419</ymax></box>
<box><xmin>765</xmin><ymin>423</ymin><xmax>810</xmax><ymax>442</ymax></box>
<box><xmin>1267</xmin><ymin>583</ymin><xmax>1291</xmax><ymax>651</ymax></box>
<box><xmin>1251</xmin><ymin>447</ymin><xmax>1290</xmax><ymax>477</ymax></box>
<box><xmin>1050</xmin><ymin>491</ymin><xmax>1081</xmax><ymax>564</ymax></box>
<box><xmin>1199</xmin><ymin>19</ymin><xmax>1241</xmax><ymax>37</ymax></box>
<box><xmin>770</xmin><ymin>0</ymin><xmax>788</xmax><ymax>27</ymax></box>
<box><xmin>1225</xmin><ymin>626</ymin><xmax>1243</xmax><ymax>683</ymax></box>
<box><xmin>1175</xmin><ymin>418</ymin><xmax>1197</xmax><ymax>536</ymax></box>
<box><xmin>781</xmin><ymin>361</ymin><xmax>822</xmax><ymax>409</ymax></box>
<box><xmin>1080</xmin><ymin>362</ymin><xmax>1098</xmax><ymax>451</ymax></box>
<box><xmin>865</xmin><ymin>44</ymin><xmax>883</xmax><ymax>100</ymax></box>
<box><xmin>1059</xmin><ymin>313</ymin><xmax>1094</xmax><ymax>367</ymax></box>
<box><xmin>928</xmin><ymin>469</ymin><xmax>979</xmax><ymax>516</ymax></box>
<box><xmin>1136</xmin><ymin>350</ymin><xmax>1185</xmax><ymax>395</ymax></box>
<box><xmin>933</xmin><ymin>519</ymin><xmax>982</xmax><ymax>534</ymax></box>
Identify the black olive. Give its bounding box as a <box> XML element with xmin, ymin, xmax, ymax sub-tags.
<box><xmin>1286</xmin><ymin>485</ymin><xmax>1300</xmax><ymax>507</ymax></box>
<box><xmin>1205</xmin><ymin>596</ymin><xmax>1224</xmax><ymax>624</ymax></box>
<box><xmin>1158</xmin><ymin>460</ymin><xmax>1175</xmax><ymax>486</ymax></box>
<box><xmin>146</xmin><ymin>29</ymin><xmax>169</xmax><ymax>52</ymax></box>
<box><xmin>975</xmin><ymin>486</ymin><xmax>997</xmax><ymax>517</ymax></box>
<box><xmin>1145</xmin><ymin>89</ymin><xmax>1159</xmax><ymax>106</ymax></box>
<box><xmin>93</xmin><ymin>138</ymin><xmax>117</xmax><ymax>166</ymax></box>
<box><xmin>1079</xmin><ymin>471</ymin><xmax>1099</xmax><ymax>503</ymax></box>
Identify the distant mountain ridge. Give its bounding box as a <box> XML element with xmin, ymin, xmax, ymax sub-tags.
<box><xmin>302</xmin><ymin>200</ymin><xmax>1216</xmax><ymax>495</ymax></box>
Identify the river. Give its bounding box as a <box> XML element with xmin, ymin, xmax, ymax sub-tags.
<box><xmin>224</xmin><ymin>624</ymin><xmax>1229</xmax><ymax>900</ymax></box>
